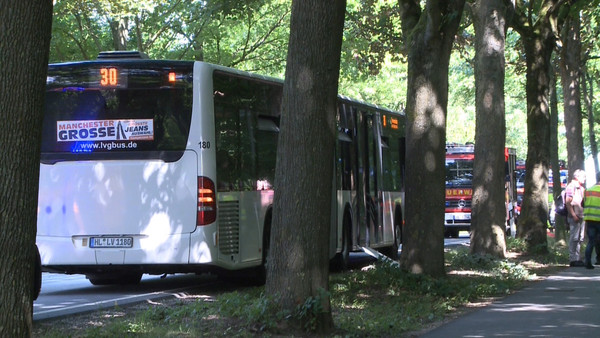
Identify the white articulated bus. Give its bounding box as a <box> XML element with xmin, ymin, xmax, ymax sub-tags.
<box><xmin>37</xmin><ymin>51</ymin><xmax>405</xmax><ymax>285</ymax></box>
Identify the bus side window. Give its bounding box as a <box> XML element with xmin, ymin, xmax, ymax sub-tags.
<box><xmin>255</xmin><ymin>117</ymin><xmax>279</xmax><ymax>190</ymax></box>
<box><xmin>213</xmin><ymin>72</ymin><xmax>282</xmax><ymax>192</ymax></box>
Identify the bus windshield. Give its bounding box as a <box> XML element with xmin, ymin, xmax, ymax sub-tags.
<box><xmin>42</xmin><ymin>62</ymin><xmax>194</xmax><ymax>163</ymax></box>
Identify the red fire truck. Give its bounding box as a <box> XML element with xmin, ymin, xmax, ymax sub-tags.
<box><xmin>444</xmin><ymin>143</ymin><xmax>518</xmax><ymax>238</ymax></box>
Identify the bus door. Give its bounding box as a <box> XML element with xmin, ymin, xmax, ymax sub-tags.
<box><xmin>356</xmin><ymin>110</ymin><xmax>380</xmax><ymax>247</ymax></box>
<box><xmin>334</xmin><ymin>104</ymin><xmax>356</xmax><ymax>254</ymax></box>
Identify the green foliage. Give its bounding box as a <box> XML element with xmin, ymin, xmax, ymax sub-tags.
<box><xmin>447</xmin><ymin>51</ymin><xmax>476</xmax><ymax>144</ymax></box>
<box><xmin>50</xmin><ymin>1</ymin><xmax>112</xmax><ymax>61</ymax></box>
<box><xmin>219</xmin><ymin>287</ymin><xmax>333</xmax><ymax>333</ymax></box>
<box><xmin>295</xmin><ymin>288</ymin><xmax>330</xmax><ymax>331</ymax></box>
<box><xmin>506</xmin><ymin>236</ymin><xmax>528</xmax><ymax>252</ymax></box>
<box><xmin>339</xmin><ymin>56</ymin><xmax>407</xmax><ymax>111</ymax></box>
<box><xmin>217</xmin><ymin>289</ymin><xmax>283</xmax><ymax>330</ymax></box>
<box><xmin>446</xmin><ymin>249</ymin><xmax>530</xmax><ymax>282</ymax></box>
<box><xmin>343</xmin><ymin>0</ymin><xmax>404</xmax><ymax>76</ymax></box>
<box><xmin>49</xmin><ymin>0</ymin><xmax>290</xmax><ymax>76</ymax></box>
<box><xmin>537</xmin><ymin>236</ymin><xmax>570</xmax><ymax>264</ymax></box>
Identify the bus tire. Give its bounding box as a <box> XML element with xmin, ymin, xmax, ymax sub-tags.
<box><xmin>331</xmin><ymin>211</ymin><xmax>351</xmax><ymax>272</ymax></box>
<box><xmin>445</xmin><ymin>228</ymin><xmax>459</xmax><ymax>238</ymax></box>
<box><xmin>251</xmin><ymin>209</ymin><xmax>272</xmax><ymax>285</ymax></box>
<box><xmin>33</xmin><ymin>245</ymin><xmax>42</xmax><ymax>300</ymax></box>
<box><xmin>380</xmin><ymin>207</ymin><xmax>401</xmax><ymax>260</ymax></box>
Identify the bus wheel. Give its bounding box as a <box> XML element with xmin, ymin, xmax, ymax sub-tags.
<box><xmin>446</xmin><ymin>228</ymin><xmax>459</xmax><ymax>238</ymax></box>
<box><xmin>87</xmin><ymin>272</ymin><xmax>142</xmax><ymax>286</ymax></box>
<box><xmin>248</xmin><ymin>211</ymin><xmax>272</xmax><ymax>285</ymax></box>
<box><xmin>253</xmin><ymin>229</ymin><xmax>270</xmax><ymax>285</ymax></box>
<box><xmin>331</xmin><ymin>214</ymin><xmax>351</xmax><ymax>272</ymax></box>
<box><xmin>381</xmin><ymin>221</ymin><xmax>400</xmax><ymax>260</ymax></box>
<box><xmin>33</xmin><ymin>245</ymin><xmax>42</xmax><ymax>300</ymax></box>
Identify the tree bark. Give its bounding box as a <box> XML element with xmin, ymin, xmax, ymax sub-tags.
<box><xmin>470</xmin><ymin>0</ymin><xmax>509</xmax><ymax>258</ymax></box>
<box><xmin>510</xmin><ymin>1</ymin><xmax>564</xmax><ymax>251</ymax></box>
<box><xmin>266</xmin><ymin>0</ymin><xmax>346</xmax><ymax>332</ymax></box>
<box><xmin>560</xmin><ymin>13</ymin><xmax>585</xmax><ymax>175</ymax></box>
<box><xmin>398</xmin><ymin>0</ymin><xmax>466</xmax><ymax>277</ymax></box>
<box><xmin>0</xmin><ymin>1</ymin><xmax>53</xmax><ymax>336</ymax></box>
<box><xmin>583</xmin><ymin>71</ymin><xmax>599</xmax><ymax>175</ymax></box>
<box><xmin>110</xmin><ymin>17</ymin><xmax>129</xmax><ymax>51</ymax></box>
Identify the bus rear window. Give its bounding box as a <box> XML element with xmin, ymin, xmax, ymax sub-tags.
<box><xmin>41</xmin><ymin>63</ymin><xmax>193</xmax><ymax>163</ymax></box>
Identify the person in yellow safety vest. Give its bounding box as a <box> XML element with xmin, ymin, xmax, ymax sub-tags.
<box><xmin>583</xmin><ymin>171</ymin><xmax>600</xmax><ymax>269</ymax></box>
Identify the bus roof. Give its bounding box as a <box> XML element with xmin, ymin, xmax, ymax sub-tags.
<box><xmin>49</xmin><ymin>52</ymin><xmax>404</xmax><ymax>118</ymax></box>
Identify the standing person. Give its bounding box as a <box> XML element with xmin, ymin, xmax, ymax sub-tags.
<box><xmin>583</xmin><ymin>171</ymin><xmax>600</xmax><ymax>269</ymax></box>
<box><xmin>565</xmin><ymin>169</ymin><xmax>585</xmax><ymax>266</ymax></box>
<box><xmin>566</xmin><ymin>169</ymin><xmax>586</xmax><ymax>267</ymax></box>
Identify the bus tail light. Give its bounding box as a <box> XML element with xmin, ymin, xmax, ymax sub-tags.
<box><xmin>197</xmin><ymin>176</ymin><xmax>216</xmax><ymax>226</ymax></box>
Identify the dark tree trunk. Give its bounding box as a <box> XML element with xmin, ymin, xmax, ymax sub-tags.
<box><xmin>266</xmin><ymin>0</ymin><xmax>346</xmax><ymax>332</ymax></box>
<box><xmin>508</xmin><ymin>0</ymin><xmax>575</xmax><ymax>251</ymax></box>
<box><xmin>398</xmin><ymin>0</ymin><xmax>466</xmax><ymax>277</ymax></box>
<box><xmin>560</xmin><ymin>13</ymin><xmax>585</xmax><ymax>175</ymax></box>
<box><xmin>135</xmin><ymin>16</ymin><xmax>144</xmax><ymax>53</ymax></box>
<box><xmin>583</xmin><ymin>71</ymin><xmax>599</xmax><ymax>175</ymax></box>
<box><xmin>0</xmin><ymin>0</ymin><xmax>53</xmax><ymax>336</ymax></box>
<box><xmin>514</xmin><ymin>23</ymin><xmax>555</xmax><ymax>251</ymax></box>
<box><xmin>470</xmin><ymin>0</ymin><xmax>509</xmax><ymax>258</ymax></box>
<box><xmin>110</xmin><ymin>17</ymin><xmax>129</xmax><ymax>50</ymax></box>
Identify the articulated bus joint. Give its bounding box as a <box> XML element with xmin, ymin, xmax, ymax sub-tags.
<box><xmin>361</xmin><ymin>247</ymin><xmax>400</xmax><ymax>268</ymax></box>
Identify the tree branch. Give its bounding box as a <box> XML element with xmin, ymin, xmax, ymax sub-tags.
<box><xmin>505</xmin><ymin>0</ymin><xmax>530</xmax><ymax>37</ymax></box>
<box><xmin>398</xmin><ymin>0</ymin><xmax>421</xmax><ymax>35</ymax></box>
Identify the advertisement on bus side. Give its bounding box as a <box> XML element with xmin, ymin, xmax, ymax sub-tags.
<box><xmin>56</xmin><ymin>119</ymin><xmax>154</xmax><ymax>142</ymax></box>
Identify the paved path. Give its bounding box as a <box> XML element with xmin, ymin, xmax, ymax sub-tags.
<box><xmin>423</xmin><ymin>266</ymin><xmax>600</xmax><ymax>337</ymax></box>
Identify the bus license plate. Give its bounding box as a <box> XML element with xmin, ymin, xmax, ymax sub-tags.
<box><xmin>90</xmin><ymin>237</ymin><xmax>133</xmax><ymax>248</ymax></box>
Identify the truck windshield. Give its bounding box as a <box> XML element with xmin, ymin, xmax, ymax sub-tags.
<box><xmin>445</xmin><ymin>158</ymin><xmax>473</xmax><ymax>188</ymax></box>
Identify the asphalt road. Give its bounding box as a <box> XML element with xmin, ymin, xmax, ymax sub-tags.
<box><xmin>33</xmin><ymin>273</ymin><xmax>221</xmax><ymax>321</ymax></box>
